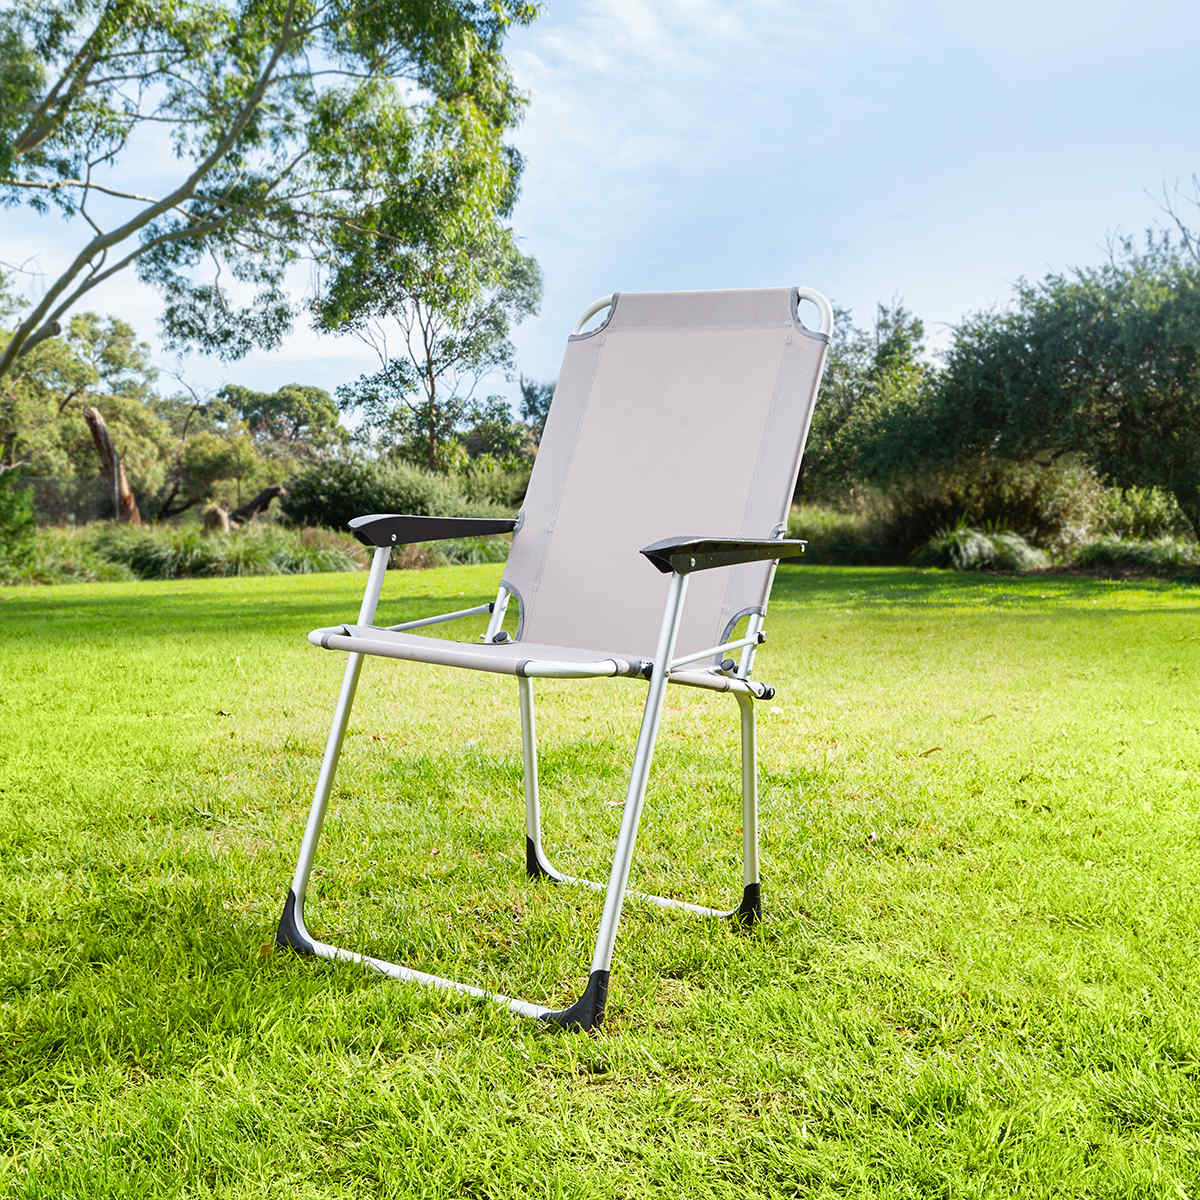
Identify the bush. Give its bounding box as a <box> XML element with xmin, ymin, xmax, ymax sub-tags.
<box><xmin>0</xmin><ymin>473</ymin><xmax>35</xmax><ymax>578</ymax></box>
<box><xmin>1097</xmin><ymin>486</ymin><xmax>1189</xmax><ymax>541</ymax></box>
<box><xmin>1070</xmin><ymin>536</ymin><xmax>1199</xmax><ymax>575</ymax></box>
<box><xmin>459</xmin><ymin>457</ymin><xmax>531</xmax><ymax>509</ymax></box>
<box><xmin>912</xmin><ymin>525</ymin><xmax>1048</xmax><ymax>572</ymax></box>
<box><xmin>281</xmin><ymin>458</ymin><xmax>500</xmax><ymax>530</ymax></box>
<box><xmin>1</xmin><ymin>526</ymin><xmax>137</xmax><ymax>585</ymax></box>
<box><xmin>872</xmin><ymin>457</ymin><xmax>1105</xmax><ymax>557</ymax></box>
<box><xmin>787</xmin><ymin>504</ymin><xmax>900</xmax><ymax>564</ymax></box>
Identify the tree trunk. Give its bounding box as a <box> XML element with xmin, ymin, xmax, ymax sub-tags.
<box><xmin>84</xmin><ymin>406</ymin><xmax>142</xmax><ymax>524</ymax></box>
<box><xmin>230</xmin><ymin>483</ymin><xmax>286</xmax><ymax>525</ymax></box>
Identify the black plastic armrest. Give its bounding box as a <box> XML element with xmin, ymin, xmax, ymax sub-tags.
<box><xmin>348</xmin><ymin>513</ymin><xmax>517</xmax><ymax>548</ymax></box>
<box><xmin>640</xmin><ymin>536</ymin><xmax>807</xmax><ymax>575</ymax></box>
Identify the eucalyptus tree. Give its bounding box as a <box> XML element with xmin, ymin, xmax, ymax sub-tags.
<box><xmin>0</xmin><ymin>0</ymin><xmax>538</xmax><ymax>381</ymax></box>
<box><xmin>330</xmin><ymin>228</ymin><xmax>541</xmax><ymax>471</ymax></box>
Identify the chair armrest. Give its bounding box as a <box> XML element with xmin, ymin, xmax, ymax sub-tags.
<box><xmin>348</xmin><ymin>513</ymin><xmax>517</xmax><ymax>548</ymax></box>
<box><xmin>640</xmin><ymin>535</ymin><xmax>807</xmax><ymax>575</ymax></box>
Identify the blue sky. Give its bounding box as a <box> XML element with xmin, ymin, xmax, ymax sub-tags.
<box><xmin>3</xmin><ymin>0</ymin><xmax>1197</xmax><ymax>404</ymax></box>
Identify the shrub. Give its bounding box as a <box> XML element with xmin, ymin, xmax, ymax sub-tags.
<box><xmin>912</xmin><ymin>525</ymin><xmax>1048</xmax><ymax>572</ymax></box>
<box><xmin>787</xmin><ymin>504</ymin><xmax>900</xmax><ymax>564</ymax></box>
<box><xmin>2</xmin><ymin>526</ymin><xmax>136</xmax><ymax>585</ymax></box>
<box><xmin>868</xmin><ymin>456</ymin><xmax>1105</xmax><ymax>557</ymax></box>
<box><xmin>0</xmin><ymin>473</ymin><xmax>35</xmax><ymax>578</ymax></box>
<box><xmin>281</xmin><ymin>458</ymin><xmax>492</xmax><ymax>530</ymax></box>
<box><xmin>459</xmin><ymin>457</ymin><xmax>531</xmax><ymax>509</ymax></box>
<box><xmin>1097</xmin><ymin>486</ymin><xmax>1189</xmax><ymax>541</ymax></box>
<box><xmin>1070</xmin><ymin>536</ymin><xmax>1199</xmax><ymax>575</ymax></box>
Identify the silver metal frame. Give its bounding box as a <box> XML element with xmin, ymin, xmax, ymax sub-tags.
<box><xmin>276</xmin><ymin>286</ymin><xmax>828</xmax><ymax>1029</ymax></box>
<box><xmin>278</xmin><ymin>548</ymin><xmax>766</xmax><ymax>1030</ymax></box>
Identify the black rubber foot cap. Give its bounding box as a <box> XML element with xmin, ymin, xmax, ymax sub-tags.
<box><xmin>276</xmin><ymin>888</ymin><xmax>315</xmax><ymax>954</ymax></box>
<box><xmin>526</xmin><ymin>835</ymin><xmax>557</xmax><ymax>880</ymax></box>
<box><xmin>541</xmin><ymin>970</ymin><xmax>609</xmax><ymax>1031</ymax></box>
<box><xmin>730</xmin><ymin>882</ymin><xmax>762</xmax><ymax>928</ymax></box>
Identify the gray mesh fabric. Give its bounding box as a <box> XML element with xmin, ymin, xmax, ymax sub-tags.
<box><xmin>501</xmin><ymin>287</ymin><xmax>828</xmax><ymax>659</ymax></box>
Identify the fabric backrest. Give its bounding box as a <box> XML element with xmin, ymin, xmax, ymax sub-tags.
<box><xmin>501</xmin><ymin>288</ymin><xmax>829</xmax><ymax>659</ymax></box>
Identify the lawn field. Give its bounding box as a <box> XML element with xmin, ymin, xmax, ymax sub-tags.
<box><xmin>3</xmin><ymin>565</ymin><xmax>1200</xmax><ymax>1198</ymax></box>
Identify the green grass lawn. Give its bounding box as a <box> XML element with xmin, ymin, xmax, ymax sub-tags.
<box><xmin>3</xmin><ymin>564</ymin><xmax>1200</xmax><ymax>1198</ymax></box>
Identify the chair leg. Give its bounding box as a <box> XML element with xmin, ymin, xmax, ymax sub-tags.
<box><xmin>521</xmin><ymin>670</ymin><xmax>763</xmax><ymax>927</ymax></box>
<box><xmin>542</xmin><ymin>573</ymin><xmax>689</xmax><ymax>1030</ymax></box>
<box><xmin>733</xmin><ymin>690</ymin><xmax>762</xmax><ymax>926</ymax></box>
<box><xmin>519</xmin><ymin>676</ymin><xmax>563</xmax><ymax>881</ymax></box>
<box><xmin>277</xmin><ymin>548</ymin><xmax>390</xmax><ymax>955</ymax></box>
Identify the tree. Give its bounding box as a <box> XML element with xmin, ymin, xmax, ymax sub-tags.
<box><xmin>0</xmin><ymin>0</ymin><xmax>538</xmax><ymax>383</ymax></box>
<box><xmin>798</xmin><ymin>301</ymin><xmax>928</xmax><ymax>500</ymax></box>
<box><xmin>331</xmin><ymin>230</ymin><xmax>541</xmax><ymax>470</ymax></box>
<box><xmin>462</xmin><ymin>394</ymin><xmax>529</xmax><ymax>459</ymax></box>
<box><xmin>518</xmin><ymin>374</ymin><xmax>554</xmax><ymax>437</ymax></box>
<box><xmin>910</xmin><ymin>236</ymin><xmax>1200</xmax><ymax>536</ymax></box>
<box><xmin>0</xmin><ymin>308</ymin><xmax>173</xmax><ymax>513</ymax></box>
<box><xmin>218</xmin><ymin>382</ymin><xmax>345</xmax><ymax>461</ymax></box>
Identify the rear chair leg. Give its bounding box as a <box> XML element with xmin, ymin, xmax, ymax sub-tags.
<box><xmin>277</xmin><ymin>547</ymin><xmax>391</xmax><ymax>953</ymax></box>
<box><xmin>521</xmin><ymin>664</ymin><xmax>763</xmax><ymax>929</ymax></box>
<box><xmin>519</xmin><ymin>676</ymin><xmax>563</xmax><ymax>881</ymax></box>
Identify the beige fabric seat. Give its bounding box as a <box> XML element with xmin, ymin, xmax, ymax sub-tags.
<box><xmin>275</xmin><ymin>286</ymin><xmax>833</xmax><ymax>1031</ymax></box>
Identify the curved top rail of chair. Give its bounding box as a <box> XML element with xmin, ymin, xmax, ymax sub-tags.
<box><xmin>572</xmin><ymin>287</ymin><xmax>834</xmax><ymax>337</ymax></box>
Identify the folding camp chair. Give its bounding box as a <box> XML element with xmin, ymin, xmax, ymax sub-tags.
<box><xmin>276</xmin><ymin>286</ymin><xmax>833</xmax><ymax>1030</ymax></box>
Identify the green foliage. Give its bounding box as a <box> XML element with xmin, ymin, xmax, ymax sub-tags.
<box><xmin>912</xmin><ymin>524</ymin><xmax>1049</xmax><ymax>572</ymax></box>
<box><xmin>905</xmin><ymin>236</ymin><xmax>1200</xmax><ymax>534</ymax></box>
<box><xmin>869</xmin><ymin>457</ymin><xmax>1106</xmax><ymax>559</ymax></box>
<box><xmin>1097</xmin><ymin>485</ymin><xmax>1188</xmax><ymax>540</ymax></box>
<box><xmin>333</xmin><ymin>232</ymin><xmax>541</xmax><ymax>470</ymax></box>
<box><xmin>459</xmin><ymin>456</ymin><xmax>531</xmax><ymax>509</ymax></box>
<box><xmin>1070</xmin><ymin>536</ymin><xmax>1200</xmax><ymax>574</ymax></box>
<box><xmin>82</xmin><ymin>524</ymin><xmax>367</xmax><ymax>579</ymax></box>
<box><xmin>0</xmin><ymin>469</ymin><xmax>34</xmax><ymax>571</ymax></box>
<box><xmin>461</xmin><ymin>395</ymin><xmax>531</xmax><ymax>461</ymax></box>
<box><xmin>787</xmin><ymin>503</ymin><xmax>898</xmax><ymax>565</ymax></box>
<box><xmin>280</xmin><ymin>456</ymin><xmax>495</xmax><ymax>530</ymax></box>
<box><xmin>518</xmin><ymin>375</ymin><xmax>554</xmax><ymax>437</ymax></box>
<box><xmin>798</xmin><ymin>302</ymin><xmax>929</xmax><ymax>501</ymax></box>
<box><xmin>0</xmin><ymin>0</ymin><xmax>538</xmax><ymax>379</ymax></box>
<box><xmin>217</xmin><ymin>383</ymin><xmax>347</xmax><ymax>463</ymax></box>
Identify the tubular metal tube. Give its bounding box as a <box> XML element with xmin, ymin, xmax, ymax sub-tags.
<box><xmin>483</xmin><ymin>585</ymin><xmax>510</xmax><ymax>640</ymax></box>
<box><xmin>588</xmin><ymin>571</ymin><xmax>689</xmax><ymax>975</ymax></box>
<box><xmin>383</xmin><ymin>603</ymin><xmax>492</xmax><ymax>633</ymax></box>
<box><xmin>736</xmin><ymin>691</ymin><xmax>759</xmax><ymax>887</ymax></box>
<box><xmin>573</xmin><ymin>294</ymin><xmax>615</xmax><ymax>334</ymax></box>
<box><xmin>290</xmin><ymin>547</ymin><xmax>390</xmax><ymax>907</ymax></box>
<box><xmin>670</xmin><ymin>634</ymin><xmax>758</xmax><ymax>671</ymax></box>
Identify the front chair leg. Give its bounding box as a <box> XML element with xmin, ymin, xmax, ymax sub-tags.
<box><xmin>732</xmin><ymin>690</ymin><xmax>761</xmax><ymax>926</ymax></box>
<box><xmin>543</xmin><ymin>573</ymin><xmax>689</xmax><ymax>1031</ymax></box>
<box><xmin>277</xmin><ymin>548</ymin><xmax>390</xmax><ymax>952</ymax></box>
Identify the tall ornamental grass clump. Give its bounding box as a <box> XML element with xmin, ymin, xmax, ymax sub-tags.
<box><xmin>912</xmin><ymin>524</ymin><xmax>1049</xmax><ymax>572</ymax></box>
<box><xmin>1071</xmin><ymin>536</ymin><xmax>1199</xmax><ymax>575</ymax></box>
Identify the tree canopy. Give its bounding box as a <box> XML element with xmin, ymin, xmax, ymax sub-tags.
<box><xmin>0</xmin><ymin>0</ymin><xmax>538</xmax><ymax>382</ymax></box>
